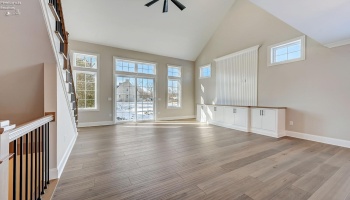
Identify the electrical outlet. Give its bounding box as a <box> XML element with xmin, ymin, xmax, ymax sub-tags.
<box><xmin>109</xmin><ymin>114</ymin><xmax>112</xmax><ymax>117</ymax></box>
<box><xmin>108</xmin><ymin>97</ymin><xmax>112</xmax><ymax>101</ymax></box>
<box><xmin>289</xmin><ymin>121</ymin><xmax>294</xmax><ymax>126</ymax></box>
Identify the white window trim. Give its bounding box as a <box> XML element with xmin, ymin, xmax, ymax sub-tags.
<box><xmin>71</xmin><ymin>50</ymin><xmax>100</xmax><ymax>111</ymax></box>
<box><xmin>199</xmin><ymin>64</ymin><xmax>211</xmax><ymax>79</ymax></box>
<box><xmin>267</xmin><ymin>35</ymin><xmax>306</xmax><ymax>67</ymax></box>
<box><xmin>167</xmin><ymin>65</ymin><xmax>182</xmax><ymax>109</ymax></box>
<box><xmin>114</xmin><ymin>56</ymin><xmax>157</xmax><ymax>76</ymax></box>
<box><xmin>167</xmin><ymin>65</ymin><xmax>182</xmax><ymax>78</ymax></box>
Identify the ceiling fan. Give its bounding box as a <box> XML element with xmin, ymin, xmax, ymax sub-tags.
<box><xmin>145</xmin><ymin>0</ymin><xmax>186</xmax><ymax>13</ymax></box>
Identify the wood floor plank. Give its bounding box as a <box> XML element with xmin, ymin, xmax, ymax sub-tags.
<box><xmin>308</xmin><ymin>163</ymin><xmax>350</xmax><ymax>200</ymax></box>
<box><xmin>53</xmin><ymin>121</ymin><xmax>350</xmax><ymax>200</ymax></box>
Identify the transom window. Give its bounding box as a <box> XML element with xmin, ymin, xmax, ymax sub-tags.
<box><xmin>167</xmin><ymin>65</ymin><xmax>182</xmax><ymax>108</ymax></box>
<box><xmin>73</xmin><ymin>53</ymin><xmax>97</xmax><ymax>69</ymax></box>
<box><xmin>168</xmin><ymin>66</ymin><xmax>181</xmax><ymax>77</ymax></box>
<box><xmin>115</xmin><ymin>58</ymin><xmax>156</xmax><ymax>75</ymax></box>
<box><xmin>200</xmin><ymin>65</ymin><xmax>211</xmax><ymax>78</ymax></box>
<box><xmin>268</xmin><ymin>35</ymin><xmax>306</xmax><ymax>66</ymax></box>
<box><xmin>72</xmin><ymin>51</ymin><xmax>99</xmax><ymax>110</ymax></box>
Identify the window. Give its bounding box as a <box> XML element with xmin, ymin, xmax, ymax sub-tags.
<box><xmin>72</xmin><ymin>51</ymin><xmax>99</xmax><ymax>110</ymax></box>
<box><xmin>115</xmin><ymin>58</ymin><xmax>156</xmax><ymax>75</ymax></box>
<box><xmin>167</xmin><ymin>65</ymin><xmax>182</xmax><ymax>108</ymax></box>
<box><xmin>73</xmin><ymin>53</ymin><xmax>97</xmax><ymax>69</ymax></box>
<box><xmin>200</xmin><ymin>65</ymin><xmax>211</xmax><ymax>78</ymax></box>
<box><xmin>168</xmin><ymin>66</ymin><xmax>181</xmax><ymax>77</ymax></box>
<box><xmin>268</xmin><ymin>35</ymin><xmax>306</xmax><ymax>66</ymax></box>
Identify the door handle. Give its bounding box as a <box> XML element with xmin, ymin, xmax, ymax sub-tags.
<box><xmin>260</xmin><ymin>110</ymin><xmax>262</xmax><ymax>116</ymax></box>
<box><xmin>214</xmin><ymin>107</ymin><xmax>217</xmax><ymax>111</ymax></box>
<box><xmin>262</xmin><ymin>110</ymin><xmax>264</xmax><ymax>116</ymax></box>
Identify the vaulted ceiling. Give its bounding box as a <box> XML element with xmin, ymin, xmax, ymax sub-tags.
<box><xmin>61</xmin><ymin>0</ymin><xmax>237</xmax><ymax>61</ymax></box>
<box><xmin>250</xmin><ymin>0</ymin><xmax>350</xmax><ymax>48</ymax></box>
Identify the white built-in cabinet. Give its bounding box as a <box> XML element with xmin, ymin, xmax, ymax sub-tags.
<box><xmin>250</xmin><ymin>108</ymin><xmax>286</xmax><ymax>138</ymax></box>
<box><xmin>197</xmin><ymin>104</ymin><xmax>286</xmax><ymax>138</ymax></box>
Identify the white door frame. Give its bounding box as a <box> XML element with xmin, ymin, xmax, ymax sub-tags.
<box><xmin>112</xmin><ymin>72</ymin><xmax>157</xmax><ymax>124</ymax></box>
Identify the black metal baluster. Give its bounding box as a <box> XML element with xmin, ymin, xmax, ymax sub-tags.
<box><xmin>35</xmin><ymin>129</ymin><xmax>37</xmax><ymax>200</ymax></box>
<box><xmin>38</xmin><ymin>126</ymin><xmax>42</xmax><ymax>199</ymax></box>
<box><xmin>20</xmin><ymin>137</ymin><xmax>23</xmax><ymax>200</ymax></box>
<box><xmin>13</xmin><ymin>139</ymin><xmax>17</xmax><ymax>200</ymax></box>
<box><xmin>42</xmin><ymin>125</ymin><xmax>45</xmax><ymax>194</ymax></box>
<box><xmin>26</xmin><ymin>134</ymin><xmax>29</xmax><ymax>200</ymax></box>
<box><xmin>37</xmin><ymin>127</ymin><xmax>41</xmax><ymax>200</ymax></box>
<box><xmin>47</xmin><ymin>123</ymin><xmax>50</xmax><ymax>185</ymax></box>
<box><xmin>31</xmin><ymin>131</ymin><xmax>34</xmax><ymax>200</ymax></box>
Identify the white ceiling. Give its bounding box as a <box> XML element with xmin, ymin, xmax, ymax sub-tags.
<box><xmin>61</xmin><ymin>0</ymin><xmax>237</xmax><ymax>61</ymax></box>
<box><xmin>250</xmin><ymin>0</ymin><xmax>350</xmax><ymax>48</ymax></box>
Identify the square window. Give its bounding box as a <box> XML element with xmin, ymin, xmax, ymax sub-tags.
<box><xmin>200</xmin><ymin>65</ymin><xmax>211</xmax><ymax>78</ymax></box>
<box><xmin>269</xmin><ymin>36</ymin><xmax>306</xmax><ymax>66</ymax></box>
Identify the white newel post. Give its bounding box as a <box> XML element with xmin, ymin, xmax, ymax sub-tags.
<box><xmin>0</xmin><ymin>121</ymin><xmax>15</xmax><ymax>200</ymax></box>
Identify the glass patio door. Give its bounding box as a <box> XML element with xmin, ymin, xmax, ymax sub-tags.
<box><xmin>136</xmin><ymin>78</ymin><xmax>155</xmax><ymax>121</ymax></box>
<box><xmin>116</xmin><ymin>76</ymin><xmax>136</xmax><ymax>122</ymax></box>
<box><xmin>115</xmin><ymin>76</ymin><xmax>155</xmax><ymax>122</ymax></box>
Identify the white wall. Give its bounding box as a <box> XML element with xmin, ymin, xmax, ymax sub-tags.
<box><xmin>56</xmin><ymin>68</ymin><xmax>77</xmax><ymax>177</ymax></box>
<box><xmin>195</xmin><ymin>0</ymin><xmax>350</xmax><ymax>141</ymax></box>
<box><xmin>0</xmin><ymin>0</ymin><xmax>55</xmax><ymax>125</ymax></box>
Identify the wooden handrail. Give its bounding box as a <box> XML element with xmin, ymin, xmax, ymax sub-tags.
<box><xmin>8</xmin><ymin>115</ymin><xmax>54</xmax><ymax>142</ymax></box>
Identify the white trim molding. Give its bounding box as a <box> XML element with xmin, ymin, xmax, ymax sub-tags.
<box><xmin>324</xmin><ymin>38</ymin><xmax>350</xmax><ymax>48</ymax></box>
<box><xmin>78</xmin><ymin>121</ymin><xmax>115</xmax><ymax>128</ymax></box>
<box><xmin>214</xmin><ymin>45</ymin><xmax>260</xmax><ymax>62</ymax></box>
<box><xmin>286</xmin><ymin>131</ymin><xmax>350</xmax><ymax>148</ymax></box>
<box><xmin>157</xmin><ymin>115</ymin><xmax>195</xmax><ymax>121</ymax></box>
<box><xmin>57</xmin><ymin>134</ymin><xmax>77</xmax><ymax>178</ymax></box>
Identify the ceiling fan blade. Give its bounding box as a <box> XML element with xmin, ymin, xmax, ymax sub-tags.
<box><xmin>145</xmin><ymin>0</ymin><xmax>159</xmax><ymax>7</ymax></box>
<box><xmin>163</xmin><ymin>0</ymin><xmax>168</xmax><ymax>13</ymax></box>
<box><xmin>171</xmin><ymin>0</ymin><xmax>186</xmax><ymax>11</ymax></box>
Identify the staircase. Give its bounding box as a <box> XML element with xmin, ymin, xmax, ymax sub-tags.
<box><xmin>41</xmin><ymin>0</ymin><xmax>78</xmax><ymax>127</ymax></box>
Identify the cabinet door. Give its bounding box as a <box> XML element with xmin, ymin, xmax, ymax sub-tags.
<box><xmin>261</xmin><ymin>109</ymin><xmax>277</xmax><ymax>132</ymax></box>
<box><xmin>215</xmin><ymin>106</ymin><xmax>224</xmax><ymax>123</ymax></box>
<box><xmin>251</xmin><ymin>109</ymin><xmax>262</xmax><ymax>129</ymax></box>
<box><xmin>234</xmin><ymin>108</ymin><xmax>248</xmax><ymax>127</ymax></box>
<box><xmin>224</xmin><ymin>107</ymin><xmax>235</xmax><ymax>125</ymax></box>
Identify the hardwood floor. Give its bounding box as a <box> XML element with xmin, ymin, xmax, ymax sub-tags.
<box><xmin>53</xmin><ymin>120</ymin><xmax>350</xmax><ymax>200</ymax></box>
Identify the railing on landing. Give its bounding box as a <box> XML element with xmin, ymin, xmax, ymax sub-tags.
<box><xmin>0</xmin><ymin>115</ymin><xmax>54</xmax><ymax>200</ymax></box>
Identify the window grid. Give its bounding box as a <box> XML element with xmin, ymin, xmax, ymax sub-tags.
<box><xmin>168</xmin><ymin>79</ymin><xmax>181</xmax><ymax>108</ymax></box>
<box><xmin>269</xmin><ymin>36</ymin><xmax>305</xmax><ymax>66</ymax></box>
<box><xmin>74</xmin><ymin>53</ymin><xmax>97</xmax><ymax>69</ymax></box>
<box><xmin>72</xmin><ymin>51</ymin><xmax>99</xmax><ymax>110</ymax></box>
<box><xmin>116</xmin><ymin>59</ymin><xmax>156</xmax><ymax>75</ymax></box>
<box><xmin>168</xmin><ymin>66</ymin><xmax>181</xmax><ymax>77</ymax></box>
<box><xmin>167</xmin><ymin>65</ymin><xmax>182</xmax><ymax>108</ymax></box>
<box><xmin>76</xmin><ymin>72</ymin><xmax>97</xmax><ymax>109</ymax></box>
<box><xmin>200</xmin><ymin>65</ymin><xmax>211</xmax><ymax>78</ymax></box>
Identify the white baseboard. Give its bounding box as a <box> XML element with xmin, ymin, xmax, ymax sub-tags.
<box><xmin>57</xmin><ymin>133</ymin><xmax>78</xmax><ymax>178</ymax></box>
<box><xmin>49</xmin><ymin>168</ymin><xmax>58</xmax><ymax>180</ymax></box>
<box><xmin>78</xmin><ymin>121</ymin><xmax>115</xmax><ymax>128</ymax></box>
<box><xmin>157</xmin><ymin>115</ymin><xmax>195</xmax><ymax>121</ymax></box>
<box><xmin>286</xmin><ymin>131</ymin><xmax>350</xmax><ymax>148</ymax></box>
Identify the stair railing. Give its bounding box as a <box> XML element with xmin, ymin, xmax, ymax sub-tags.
<box><xmin>0</xmin><ymin>115</ymin><xmax>54</xmax><ymax>200</ymax></box>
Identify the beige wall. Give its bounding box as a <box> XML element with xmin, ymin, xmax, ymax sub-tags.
<box><xmin>69</xmin><ymin>40</ymin><xmax>195</xmax><ymax>123</ymax></box>
<box><xmin>196</xmin><ymin>0</ymin><xmax>350</xmax><ymax>141</ymax></box>
<box><xmin>0</xmin><ymin>0</ymin><xmax>56</xmax><ymax>125</ymax></box>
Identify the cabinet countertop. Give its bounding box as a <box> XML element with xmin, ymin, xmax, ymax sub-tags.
<box><xmin>198</xmin><ymin>104</ymin><xmax>287</xmax><ymax>109</ymax></box>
